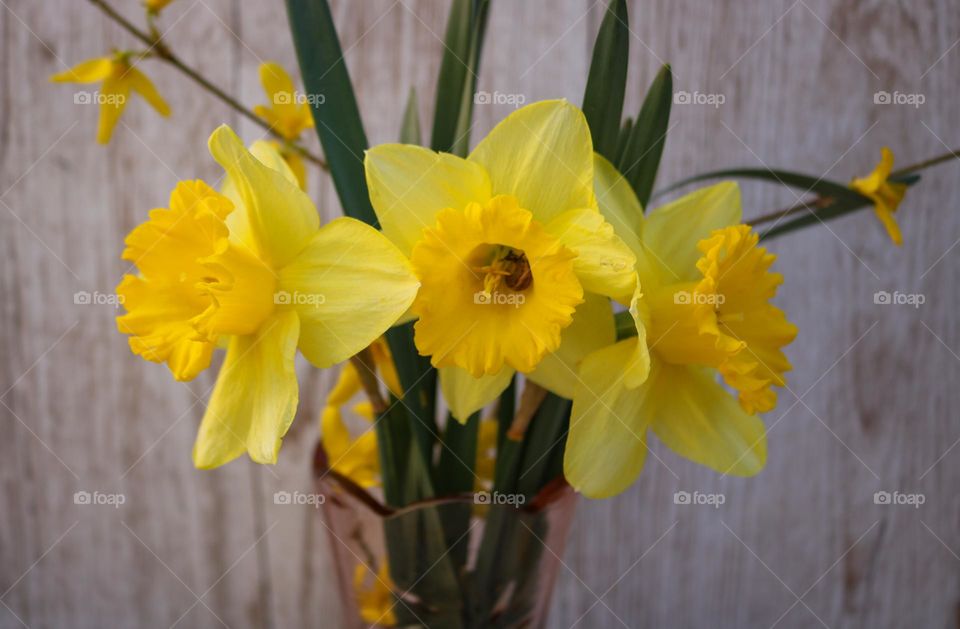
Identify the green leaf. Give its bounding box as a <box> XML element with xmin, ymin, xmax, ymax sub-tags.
<box><xmin>430</xmin><ymin>0</ymin><xmax>491</xmax><ymax>155</ymax></box>
<box><xmin>655</xmin><ymin>168</ymin><xmax>865</xmax><ymax>205</ymax></box>
<box><xmin>619</xmin><ymin>64</ymin><xmax>672</xmax><ymax>208</ymax></box>
<box><xmin>582</xmin><ymin>0</ymin><xmax>629</xmax><ymax>160</ymax></box>
<box><xmin>400</xmin><ymin>87</ymin><xmax>422</xmax><ymax>145</ymax></box>
<box><xmin>435</xmin><ymin>412</ymin><xmax>480</xmax><ymax>497</ymax></box>
<box><xmin>614</xmin><ymin>116</ymin><xmax>633</xmax><ymax>165</ymax></box>
<box><xmin>285</xmin><ymin>0</ymin><xmax>377</xmax><ymax>226</ymax></box>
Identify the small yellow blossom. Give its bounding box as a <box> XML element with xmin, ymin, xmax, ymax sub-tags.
<box><xmin>320</xmin><ymin>340</ymin><xmax>400</xmax><ymax>488</ymax></box>
<box><xmin>254</xmin><ymin>62</ymin><xmax>314</xmax><ymax>141</ymax></box>
<box><xmin>562</xmin><ymin>155</ymin><xmax>797</xmax><ymax>498</ymax></box>
<box><xmin>51</xmin><ymin>53</ymin><xmax>170</xmax><ymax>144</ymax></box>
<box><xmin>365</xmin><ymin>100</ymin><xmax>636</xmax><ymax>421</ymax></box>
<box><xmin>116</xmin><ymin>126</ymin><xmax>419</xmax><ymax>468</ymax></box>
<box><xmin>353</xmin><ymin>562</ymin><xmax>396</xmax><ymax>626</ymax></box>
<box><xmin>144</xmin><ymin>0</ymin><xmax>174</xmax><ymax>13</ymax></box>
<box><xmin>851</xmin><ymin>147</ymin><xmax>908</xmax><ymax>246</ymax></box>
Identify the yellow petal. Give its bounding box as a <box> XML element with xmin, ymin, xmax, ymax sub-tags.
<box><xmin>468</xmin><ymin>100</ymin><xmax>595</xmax><ymax>224</ymax></box>
<box><xmin>50</xmin><ymin>57</ymin><xmax>114</xmax><ymax>83</ymax></box>
<box><xmin>440</xmin><ymin>365</ymin><xmax>514</xmax><ymax>423</ymax></box>
<box><xmin>220</xmin><ymin>140</ymin><xmax>298</xmax><ymax>254</ymax></box>
<box><xmin>127</xmin><ymin>66</ymin><xmax>170</xmax><ymax>116</ymax></box>
<box><xmin>208</xmin><ymin>125</ymin><xmax>319</xmax><ymax>267</ymax></box>
<box><xmin>115</xmin><ymin>275</ymin><xmax>215</xmax><ymax>381</ymax></box>
<box><xmin>259</xmin><ymin>61</ymin><xmax>295</xmax><ymax>107</ymax></box>
<box><xmin>364</xmin><ymin>143</ymin><xmax>492</xmax><ymax>256</ymax></box>
<box><xmin>622</xmin><ymin>278</ymin><xmax>651</xmax><ymax>388</ymax></box>
<box><xmin>279</xmin><ymin>217</ymin><xmax>420</xmax><ymax>368</ymax></box>
<box><xmin>468</xmin><ymin>100</ymin><xmax>597</xmax><ymax>222</ymax></box>
<box><xmin>564</xmin><ymin>341</ymin><xmax>657</xmax><ymax>498</ymax></box>
<box><xmin>874</xmin><ymin>205</ymin><xmax>903</xmax><ymax>246</ymax></box>
<box><xmin>644</xmin><ymin>182</ymin><xmax>742</xmax><ymax>282</ymax></box>
<box><xmin>257</xmin><ymin>62</ymin><xmax>314</xmax><ymax>140</ymax></box>
<box><xmin>650</xmin><ymin>364</ymin><xmax>766</xmax><ymax>476</ymax></box>
<box><xmin>193</xmin><ymin>310</ymin><xmax>300</xmax><ymax>468</ymax></box>
<box><xmin>527</xmin><ymin>292</ymin><xmax>615</xmax><ymax>399</ymax></box>
<box><xmin>545</xmin><ymin>208</ymin><xmax>636</xmax><ymax>300</ymax></box>
<box><xmin>95</xmin><ymin>75</ymin><xmax>130</xmax><ymax>144</ymax></box>
<box><xmin>593</xmin><ymin>153</ymin><xmax>644</xmax><ymax>249</ymax></box>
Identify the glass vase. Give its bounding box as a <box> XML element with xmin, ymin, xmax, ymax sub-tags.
<box><xmin>314</xmin><ymin>444</ymin><xmax>577</xmax><ymax>628</ymax></box>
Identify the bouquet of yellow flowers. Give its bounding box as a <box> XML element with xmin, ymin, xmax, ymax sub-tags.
<box><xmin>52</xmin><ymin>0</ymin><xmax>955</xmax><ymax>626</ymax></box>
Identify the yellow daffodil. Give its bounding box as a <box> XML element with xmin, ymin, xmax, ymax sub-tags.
<box><xmin>563</xmin><ymin>155</ymin><xmax>798</xmax><ymax>498</ymax></box>
<box><xmin>365</xmin><ymin>100</ymin><xmax>636</xmax><ymax>421</ymax></box>
<box><xmin>116</xmin><ymin>125</ymin><xmax>419</xmax><ymax>468</ymax></box>
<box><xmin>51</xmin><ymin>54</ymin><xmax>170</xmax><ymax>144</ymax></box>
<box><xmin>851</xmin><ymin>147</ymin><xmax>908</xmax><ymax>246</ymax></box>
<box><xmin>254</xmin><ymin>62</ymin><xmax>314</xmax><ymax>141</ymax></box>
<box><xmin>354</xmin><ymin>562</ymin><xmax>397</xmax><ymax>626</ymax></box>
<box><xmin>321</xmin><ymin>340</ymin><xmax>400</xmax><ymax>487</ymax></box>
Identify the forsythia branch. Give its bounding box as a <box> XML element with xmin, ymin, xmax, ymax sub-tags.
<box><xmin>88</xmin><ymin>0</ymin><xmax>328</xmax><ymax>170</ymax></box>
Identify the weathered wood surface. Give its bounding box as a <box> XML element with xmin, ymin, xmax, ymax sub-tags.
<box><xmin>2</xmin><ymin>0</ymin><xmax>959</xmax><ymax>627</ymax></box>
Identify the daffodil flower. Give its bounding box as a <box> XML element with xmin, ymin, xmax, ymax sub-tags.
<box><xmin>51</xmin><ymin>54</ymin><xmax>170</xmax><ymax>144</ymax></box>
<box><xmin>365</xmin><ymin>100</ymin><xmax>636</xmax><ymax>420</ymax></box>
<box><xmin>254</xmin><ymin>62</ymin><xmax>315</xmax><ymax>141</ymax></box>
<box><xmin>563</xmin><ymin>155</ymin><xmax>798</xmax><ymax>498</ymax></box>
<box><xmin>851</xmin><ymin>147</ymin><xmax>908</xmax><ymax>246</ymax></box>
<box><xmin>116</xmin><ymin>125</ymin><xmax>419</xmax><ymax>468</ymax></box>
<box><xmin>321</xmin><ymin>340</ymin><xmax>400</xmax><ymax>488</ymax></box>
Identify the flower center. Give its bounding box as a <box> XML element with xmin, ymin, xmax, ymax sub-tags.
<box><xmin>474</xmin><ymin>245</ymin><xmax>534</xmax><ymax>295</ymax></box>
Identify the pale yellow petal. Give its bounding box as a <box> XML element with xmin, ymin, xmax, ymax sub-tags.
<box><xmin>622</xmin><ymin>278</ymin><xmax>651</xmax><ymax>389</ymax></box>
<box><xmin>95</xmin><ymin>76</ymin><xmax>129</xmax><ymax>144</ymax></box>
<box><xmin>364</xmin><ymin>143</ymin><xmax>492</xmax><ymax>256</ymax></box>
<box><xmin>564</xmin><ymin>342</ymin><xmax>657</xmax><ymax>499</ymax></box>
<box><xmin>440</xmin><ymin>365</ymin><xmax>514</xmax><ymax>423</ymax></box>
<box><xmin>527</xmin><ymin>292</ymin><xmax>615</xmax><ymax>399</ymax></box>
<box><xmin>644</xmin><ymin>182</ymin><xmax>742</xmax><ymax>282</ymax></box>
<box><xmin>650</xmin><ymin>364</ymin><xmax>766</xmax><ymax>476</ymax></box>
<box><xmin>593</xmin><ymin>153</ymin><xmax>644</xmax><ymax>249</ymax></box>
<box><xmin>220</xmin><ymin>140</ymin><xmax>297</xmax><ymax>254</ymax></box>
<box><xmin>208</xmin><ymin>125</ymin><xmax>319</xmax><ymax>267</ymax></box>
<box><xmin>127</xmin><ymin>66</ymin><xmax>170</xmax><ymax>116</ymax></box>
<box><xmin>468</xmin><ymin>100</ymin><xmax>595</xmax><ymax>224</ymax></box>
<box><xmin>193</xmin><ymin>310</ymin><xmax>300</xmax><ymax>468</ymax></box>
<box><xmin>50</xmin><ymin>57</ymin><xmax>114</xmax><ymax>83</ymax></box>
<box><xmin>279</xmin><ymin>217</ymin><xmax>420</xmax><ymax>368</ymax></box>
<box><xmin>545</xmin><ymin>208</ymin><xmax>636</xmax><ymax>299</ymax></box>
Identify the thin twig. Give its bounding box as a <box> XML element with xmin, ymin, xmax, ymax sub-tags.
<box><xmin>88</xmin><ymin>0</ymin><xmax>328</xmax><ymax>170</ymax></box>
<box><xmin>747</xmin><ymin>147</ymin><xmax>960</xmax><ymax>227</ymax></box>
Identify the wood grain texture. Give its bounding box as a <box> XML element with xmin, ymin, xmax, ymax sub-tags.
<box><xmin>1</xmin><ymin>0</ymin><xmax>958</xmax><ymax>627</ymax></box>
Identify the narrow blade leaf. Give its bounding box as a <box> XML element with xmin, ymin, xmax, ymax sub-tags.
<box><xmin>582</xmin><ymin>0</ymin><xmax>629</xmax><ymax>160</ymax></box>
<box><xmin>285</xmin><ymin>0</ymin><xmax>377</xmax><ymax>226</ymax></box>
<box><xmin>619</xmin><ymin>64</ymin><xmax>672</xmax><ymax>208</ymax></box>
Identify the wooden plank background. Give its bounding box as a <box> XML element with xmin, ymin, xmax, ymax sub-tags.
<box><xmin>2</xmin><ymin>0</ymin><xmax>959</xmax><ymax>627</ymax></box>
